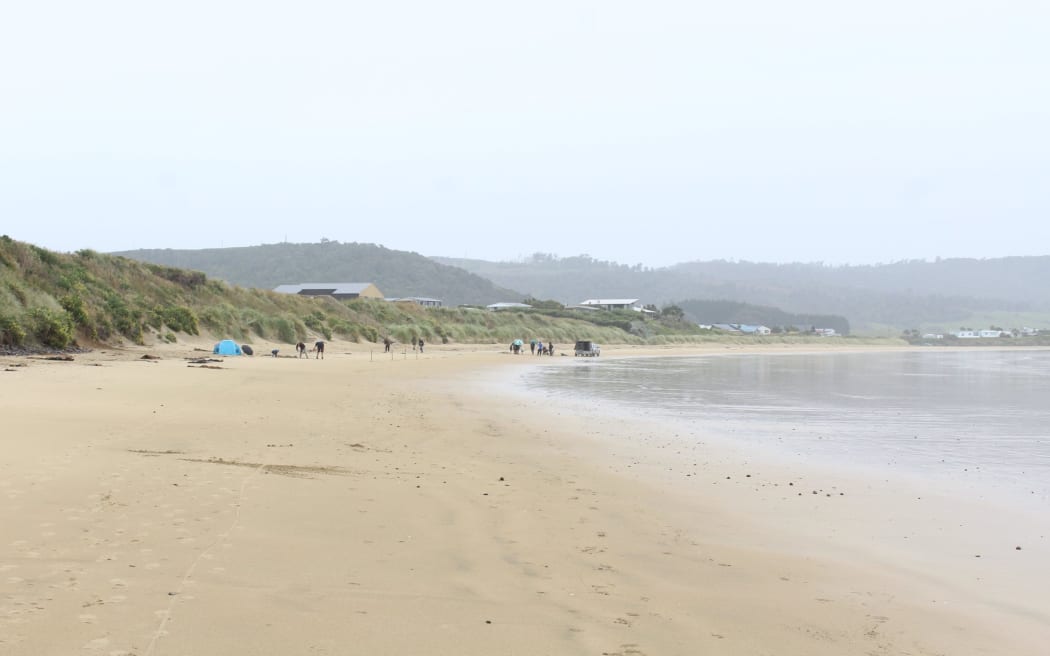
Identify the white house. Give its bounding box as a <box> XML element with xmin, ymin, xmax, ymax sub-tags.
<box><xmin>579</xmin><ymin>298</ymin><xmax>641</xmax><ymax>311</ymax></box>
<box><xmin>953</xmin><ymin>330</ymin><xmax>979</xmax><ymax>339</ymax></box>
<box><xmin>487</xmin><ymin>302</ymin><xmax>532</xmax><ymax>310</ymax></box>
<box><xmin>979</xmin><ymin>329</ymin><xmax>1003</xmax><ymax>338</ymax></box>
<box><xmin>387</xmin><ymin>297</ymin><xmax>443</xmax><ymax>307</ymax></box>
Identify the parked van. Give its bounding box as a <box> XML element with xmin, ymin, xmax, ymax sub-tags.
<box><xmin>574</xmin><ymin>340</ymin><xmax>601</xmax><ymax>357</ymax></box>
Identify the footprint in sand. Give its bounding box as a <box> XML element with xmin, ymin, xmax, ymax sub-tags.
<box><xmin>82</xmin><ymin>637</ymin><xmax>110</xmax><ymax>651</ymax></box>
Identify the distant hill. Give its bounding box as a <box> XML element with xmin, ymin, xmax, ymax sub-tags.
<box><xmin>433</xmin><ymin>254</ymin><xmax>1049</xmax><ymax>332</ymax></box>
<box><xmin>114</xmin><ymin>242</ymin><xmax>524</xmax><ymax>307</ymax></box>
<box><xmin>0</xmin><ymin>237</ymin><xmax>641</xmax><ymax>350</ymax></box>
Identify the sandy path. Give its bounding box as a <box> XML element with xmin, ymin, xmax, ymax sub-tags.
<box><xmin>1</xmin><ymin>342</ymin><xmax>1047</xmax><ymax>655</ymax></box>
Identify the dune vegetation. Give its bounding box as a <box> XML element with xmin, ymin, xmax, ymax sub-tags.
<box><xmin>1</xmin><ymin>237</ymin><xmax>902</xmax><ymax>351</ymax></box>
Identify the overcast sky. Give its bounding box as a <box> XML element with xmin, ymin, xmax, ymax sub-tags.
<box><xmin>2</xmin><ymin>1</ymin><xmax>1048</xmax><ymax>267</ymax></box>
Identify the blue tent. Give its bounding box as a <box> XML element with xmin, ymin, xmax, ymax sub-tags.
<box><xmin>213</xmin><ymin>339</ymin><xmax>243</xmax><ymax>356</ymax></box>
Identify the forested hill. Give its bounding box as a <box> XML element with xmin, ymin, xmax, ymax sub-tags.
<box><xmin>433</xmin><ymin>254</ymin><xmax>1048</xmax><ymax>332</ymax></box>
<box><xmin>115</xmin><ymin>242</ymin><xmax>523</xmax><ymax>307</ymax></box>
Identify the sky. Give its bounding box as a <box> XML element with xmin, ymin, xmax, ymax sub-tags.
<box><xmin>2</xmin><ymin>1</ymin><xmax>1048</xmax><ymax>267</ymax></box>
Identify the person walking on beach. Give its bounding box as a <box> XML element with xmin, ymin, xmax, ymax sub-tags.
<box><xmin>383</xmin><ymin>337</ymin><xmax>393</xmax><ymax>353</ymax></box>
<box><xmin>548</xmin><ymin>341</ymin><xmax>554</xmax><ymax>356</ymax></box>
<box><xmin>418</xmin><ymin>338</ymin><xmax>424</xmax><ymax>353</ymax></box>
<box><xmin>536</xmin><ymin>340</ymin><xmax>543</xmax><ymax>356</ymax></box>
<box><xmin>530</xmin><ymin>338</ymin><xmax>537</xmax><ymax>355</ymax></box>
<box><xmin>314</xmin><ymin>340</ymin><xmax>325</xmax><ymax>359</ymax></box>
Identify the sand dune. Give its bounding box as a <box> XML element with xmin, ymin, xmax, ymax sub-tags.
<box><xmin>1</xmin><ymin>341</ymin><xmax>1046</xmax><ymax>655</ymax></box>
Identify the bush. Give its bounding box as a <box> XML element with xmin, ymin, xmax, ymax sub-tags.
<box><xmin>60</xmin><ymin>294</ymin><xmax>89</xmax><ymax>327</ymax></box>
<box><xmin>29</xmin><ymin>307</ymin><xmax>75</xmax><ymax>348</ymax></box>
<box><xmin>303</xmin><ymin>312</ymin><xmax>332</xmax><ymax>340</ymax></box>
<box><xmin>359</xmin><ymin>325</ymin><xmax>379</xmax><ymax>343</ymax></box>
<box><xmin>160</xmin><ymin>305</ymin><xmax>199</xmax><ymax>335</ymax></box>
<box><xmin>29</xmin><ymin>245</ymin><xmax>59</xmax><ymax>267</ymax></box>
<box><xmin>273</xmin><ymin>316</ymin><xmax>299</xmax><ymax>343</ymax></box>
<box><xmin>105</xmin><ymin>294</ymin><xmax>143</xmax><ymax>340</ymax></box>
<box><xmin>0</xmin><ymin>314</ymin><xmax>26</xmax><ymax>346</ymax></box>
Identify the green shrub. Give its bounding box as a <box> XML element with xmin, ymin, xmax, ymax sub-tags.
<box><xmin>5</xmin><ymin>280</ymin><xmax>27</xmax><ymax>305</ymax></box>
<box><xmin>359</xmin><ymin>325</ymin><xmax>379</xmax><ymax>343</ymax></box>
<box><xmin>29</xmin><ymin>307</ymin><xmax>75</xmax><ymax>348</ymax></box>
<box><xmin>160</xmin><ymin>305</ymin><xmax>199</xmax><ymax>335</ymax></box>
<box><xmin>60</xmin><ymin>294</ymin><xmax>89</xmax><ymax>327</ymax></box>
<box><xmin>0</xmin><ymin>314</ymin><xmax>27</xmax><ymax>346</ymax></box>
<box><xmin>273</xmin><ymin>316</ymin><xmax>298</xmax><ymax>343</ymax></box>
<box><xmin>29</xmin><ymin>245</ymin><xmax>59</xmax><ymax>267</ymax></box>
<box><xmin>303</xmin><ymin>312</ymin><xmax>332</xmax><ymax>340</ymax></box>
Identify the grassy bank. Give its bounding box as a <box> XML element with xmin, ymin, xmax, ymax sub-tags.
<box><xmin>1</xmin><ymin>237</ymin><xmax>907</xmax><ymax>351</ymax></box>
<box><xmin>0</xmin><ymin>237</ymin><xmax>639</xmax><ymax>349</ymax></box>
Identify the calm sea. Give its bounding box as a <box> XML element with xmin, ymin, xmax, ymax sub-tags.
<box><xmin>528</xmin><ymin>350</ymin><xmax>1050</xmax><ymax>506</ymax></box>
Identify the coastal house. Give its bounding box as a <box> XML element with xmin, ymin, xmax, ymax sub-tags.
<box><xmin>487</xmin><ymin>302</ymin><xmax>532</xmax><ymax>310</ymax></box>
<box><xmin>273</xmin><ymin>282</ymin><xmax>384</xmax><ymax>300</ymax></box>
<box><xmin>712</xmin><ymin>324</ymin><xmax>771</xmax><ymax>335</ymax></box>
<box><xmin>814</xmin><ymin>328</ymin><xmax>837</xmax><ymax>337</ymax></box>
<box><xmin>579</xmin><ymin>299</ymin><xmax>644</xmax><ymax>312</ymax></box>
<box><xmin>387</xmin><ymin>297</ymin><xmax>443</xmax><ymax>308</ymax></box>
<box><xmin>740</xmin><ymin>324</ymin><xmax>772</xmax><ymax>335</ymax></box>
<box><xmin>952</xmin><ymin>330</ymin><xmax>979</xmax><ymax>339</ymax></box>
<box><xmin>978</xmin><ymin>329</ymin><xmax>1004</xmax><ymax>338</ymax></box>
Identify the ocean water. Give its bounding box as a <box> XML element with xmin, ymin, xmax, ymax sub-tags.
<box><xmin>528</xmin><ymin>350</ymin><xmax>1050</xmax><ymax>505</ymax></box>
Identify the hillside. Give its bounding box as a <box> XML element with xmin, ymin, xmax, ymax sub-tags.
<box><xmin>114</xmin><ymin>241</ymin><xmax>524</xmax><ymax>307</ymax></box>
<box><xmin>434</xmin><ymin>254</ymin><xmax>1048</xmax><ymax>333</ymax></box>
<box><xmin>0</xmin><ymin>237</ymin><xmax>684</xmax><ymax>351</ymax></box>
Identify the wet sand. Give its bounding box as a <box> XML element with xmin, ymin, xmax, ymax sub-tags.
<box><xmin>1</xmin><ymin>340</ymin><xmax>1047</xmax><ymax>655</ymax></box>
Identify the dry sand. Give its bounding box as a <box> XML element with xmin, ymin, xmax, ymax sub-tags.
<box><xmin>1</xmin><ymin>340</ymin><xmax>1047</xmax><ymax>655</ymax></box>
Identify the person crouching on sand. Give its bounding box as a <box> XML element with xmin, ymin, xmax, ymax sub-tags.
<box><xmin>314</xmin><ymin>340</ymin><xmax>325</xmax><ymax>359</ymax></box>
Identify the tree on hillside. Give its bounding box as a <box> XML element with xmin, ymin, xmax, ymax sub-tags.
<box><xmin>660</xmin><ymin>304</ymin><xmax>685</xmax><ymax>321</ymax></box>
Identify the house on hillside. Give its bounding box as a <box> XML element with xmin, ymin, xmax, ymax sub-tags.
<box><xmin>579</xmin><ymin>299</ymin><xmax>643</xmax><ymax>312</ymax></box>
<box><xmin>712</xmin><ymin>324</ymin><xmax>771</xmax><ymax>335</ymax></box>
<box><xmin>388</xmin><ymin>297</ymin><xmax>443</xmax><ymax>308</ymax></box>
<box><xmin>741</xmin><ymin>324</ymin><xmax>772</xmax><ymax>335</ymax></box>
<box><xmin>814</xmin><ymin>328</ymin><xmax>837</xmax><ymax>337</ymax></box>
<box><xmin>487</xmin><ymin>302</ymin><xmax>532</xmax><ymax>310</ymax></box>
<box><xmin>274</xmin><ymin>282</ymin><xmax>384</xmax><ymax>300</ymax></box>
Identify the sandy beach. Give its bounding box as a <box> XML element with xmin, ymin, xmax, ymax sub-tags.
<box><xmin>1</xmin><ymin>340</ymin><xmax>1047</xmax><ymax>655</ymax></box>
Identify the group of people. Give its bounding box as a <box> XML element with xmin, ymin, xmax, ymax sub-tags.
<box><xmin>511</xmin><ymin>338</ymin><xmax>555</xmax><ymax>356</ymax></box>
<box><xmin>382</xmin><ymin>337</ymin><xmax>425</xmax><ymax>353</ymax></box>
<box><xmin>287</xmin><ymin>341</ymin><xmax>325</xmax><ymax>359</ymax></box>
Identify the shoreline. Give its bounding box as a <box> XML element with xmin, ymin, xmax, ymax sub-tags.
<box><xmin>1</xmin><ymin>341</ymin><xmax>1047</xmax><ymax>654</ymax></box>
